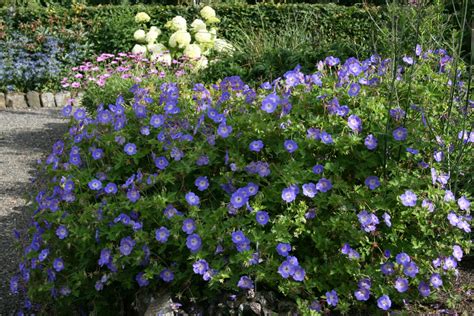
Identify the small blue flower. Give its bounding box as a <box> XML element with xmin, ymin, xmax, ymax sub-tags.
<box><xmin>276</xmin><ymin>243</ymin><xmax>291</xmax><ymax>257</ymax></box>
<box><xmin>119</xmin><ymin>236</ymin><xmax>135</xmax><ymax>256</ymax></box>
<box><xmin>302</xmin><ymin>183</ymin><xmax>317</xmax><ymax>198</ymax></box>
<box><xmin>284</xmin><ymin>140</ymin><xmax>298</xmax><ymax>153</ymax></box>
<box><xmin>155</xmin><ymin>227</ymin><xmax>170</xmax><ymax>243</ymax></box>
<box><xmin>160</xmin><ymin>269</ymin><xmax>174</xmax><ymax>282</ymax></box>
<box><xmin>256</xmin><ymin>211</ymin><xmax>269</xmax><ymax>225</ymax></box>
<box><xmin>316</xmin><ymin>178</ymin><xmax>332</xmax><ymax>193</ymax></box>
<box><xmin>237</xmin><ymin>276</ymin><xmax>254</xmax><ymax>289</ymax></box>
<box><xmin>104</xmin><ymin>183</ymin><xmax>118</xmax><ymax>194</ymax></box>
<box><xmin>186</xmin><ymin>233</ymin><xmax>202</xmax><ymax>252</ymax></box>
<box><xmin>135</xmin><ymin>272</ymin><xmax>149</xmax><ymax>287</ymax></box>
<box><xmin>185</xmin><ymin>192</ymin><xmax>200</xmax><ymax>206</ymax></box>
<box><xmin>150</xmin><ymin>114</ymin><xmax>164</xmax><ymax>128</ymax></box>
<box><xmin>348</xmin><ymin>83</ymin><xmax>361</xmax><ymax>97</ymax></box>
<box><xmin>321</xmin><ymin>132</ymin><xmax>333</xmax><ymax>144</ymax></box>
<box><xmin>194</xmin><ymin>176</ymin><xmax>209</xmax><ymax>191</ymax></box>
<box><xmin>193</xmin><ymin>259</ymin><xmax>209</xmax><ymax>275</ymax></box>
<box><xmin>396</xmin><ymin>252</ymin><xmax>411</xmax><ymax>266</ymax></box>
<box><xmin>231</xmin><ymin>189</ymin><xmax>248</xmax><ymax>209</ymax></box>
<box><xmin>403</xmin><ymin>262</ymin><xmax>419</xmax><ymax>278</ymax></box>
<box><xmin>124</xmin><ymin>143</ymin><xmax>137</xmax><ymax>155</ymax></box>
<box><xmin>88</xmin><ymin>179</ymin><xmax>102</xmax><ymax>191</ymax></box>
<box><xmin>249</xmin><ymin>140</ymin><xmax>264</xmax><ymax>152</ymax></box>
<box><xmin>261</xmin><ymin>93</ymin><xmax>280</xmax><ymax>113</ymax></box>
<box><xmin>326</xmin><ymin>290</ymin><xmax>338</xmax><ymax>307</ymax></box>
<box><xmin>377</xmin><ymin>295</ymin><xmax>391</xmax><ymax>310</ymax></box>
<box><xmin>217</xmin><ymin>124</ymin><xmax>232</xmax><ymax>138</ymax></box>
<box><xmin>365</xmin><ymin>176</ymin><xmax>380</xmax><ymax>190</ymax></box>
<box><xmin>292</xmin><ymin>266</ymin><xmax>305</xmax><ymax>282</ymax></box>
<box><xmin>178</xmin><ymin>218</ymin><xmax>194</xmax><ymax>235</ymax></box>
<box><xmin>364</xmin><ymin>134</ymin><xmax>378</xmax><ymax>150</ymax></box>
<box><xmin>281</xmin><ymin>187</ymin><xmax>297</xmax><ymax>203</ymax></box>
<box><xmin>98</xmin><ymin>248</ymin><xmax>111</xmax><ymax>266</ymax></box>
<box><xmin>400</xmin><ymin>190</ymin><xmax>417</xmax><ymax>207</ymax></box>
<box><xmin>155</xmin><ymin>156</ymin><xmax>169</xmax><ymax>170</ymax></box>
<box><xmin>394</xmin><ymin>277</ymin><xmax>409</xmax><ymax>292</ymax></box>
<box><xmin>312</xmin><ymin>164</ymin><xmax>324</xmax><ymax>174</ymax></box>
<box><xmin>278</xmin><ymin>260</ymin><xmax>295</xmax><ymax>278</ymax></box>
<box><xmin>393</xmin><ymin>127</ymin><xmax>408</xmax><ymax>141</ymax></box>
<box><xmin>347</xmin><ymin>114</ymin><xmax>362</xmax><ymax>133</ymax></box>
<box><xmin>53</xmin><ymin>258</ymin><xmax>64</xmax><ymax>272</ymax></box>
<box><xmin>55</xmin><ymin>225</ymin><xmax>68</xmax><ymax>240</ymax></box>
<box><xmin>354</xmin><ymin>288</ymin><xmax>370</xmax><ymax>301</ymax></box>
<box><xmin>418</xmin><ymin>281</ymin><xmax>430</xmax><ymax>297</ymax></box>
<box><xmin>231</xmin><ymin>230</ymin><xmax>248</xmax><ymax>244</ymax></box>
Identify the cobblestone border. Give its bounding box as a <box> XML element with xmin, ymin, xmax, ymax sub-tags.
<box><xmin>0</xmin><ymin>91</ymin><xmax>84</xmax><ymax>109</ymax></box>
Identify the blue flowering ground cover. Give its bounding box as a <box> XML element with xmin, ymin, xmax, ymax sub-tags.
<box><xmin>9</xmin><ymin>47</ymin><xmax>472</xmax><ymax>315</ymax></box>
<box><xmin>0</xmin><ymin>31</ymin><xmax>88</xmax><ymax>92</ymax></box>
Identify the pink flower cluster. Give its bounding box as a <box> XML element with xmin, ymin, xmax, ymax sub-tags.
<box><xmin>60</xmin><ymin>52</ymin><xmax>189</xmax><ymax>90</ymax></box>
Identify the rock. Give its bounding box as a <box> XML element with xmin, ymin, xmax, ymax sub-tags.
<box><xmin>255</xmin><ymin>292</ymin><xmax>268</xmax><ymax>306</ymax></box>
<box><xmin>0</xmin><ymin>93</ymin><xmax>5</xmax><ymax>109</ymax></box>
<box><xmin>239</xmin><ymin>302</ymin><xmax>261</xmax><ymax>315</ymax></box>
<box><xmin>55</xmin><ymin>91</ymin><xmax>71</xmax><ymax>108</ymax></box>
<box><xmin>246</xmin><ymin>289</ymin><xmax>256</xmax><ymax>300</ymax></box>
<box><xmin>41</xmin><ymin>92</ymin><xmax>56</xmax><ymax>108</ymax></box>
<box><xmin>70</xmin><ymin>91</ymin><xmax>84</xmax><ymax>106</ymax></box>
<box><xmin>26</xmin><ymin>91</ymin><xmax>41</xmax><ymax>108</ymax></box>
<box><xmin>144</xmin><ymin>295</ymin><xmax>174</xmax><ymax>316</ymax></box>
<box><xmin>6</xmin><ymin>93</ymin><xmax>27</xmax><ymax>108</ymax></box>
<box><xmin>249</xmin><ymin>302</ymin><xmax>262</xmax><ymax>315</ymax></box>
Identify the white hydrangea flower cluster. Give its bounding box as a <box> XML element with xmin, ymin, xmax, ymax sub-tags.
<box><xmin>132</xmin><ymin>7</ymin><xmax>233</xmax><ymax>70</ymax></box>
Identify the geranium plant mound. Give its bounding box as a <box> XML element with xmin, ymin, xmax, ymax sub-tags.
<box><xmin>11</xmin><ymin>47</ymin><xmax>472</xmax><ymax>315</ymax></box>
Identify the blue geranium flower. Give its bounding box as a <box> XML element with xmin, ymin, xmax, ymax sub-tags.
<box><xmin>185</xmin><ymin>192</ymin><xmax>200</xmax><ymax>206</ymax></box>
<box><xmin>261</xmin><ymin>93</ymin><xmax>280</xmax><ymax>113</ymax></box>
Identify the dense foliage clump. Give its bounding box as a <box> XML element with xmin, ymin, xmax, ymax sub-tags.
<box><xmin>11</xmin><ymin>47</ymin><xmax>472</xmax><ymax>314</ymax></box>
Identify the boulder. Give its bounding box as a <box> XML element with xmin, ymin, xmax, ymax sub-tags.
<box><xmin>70</xmin><ymin>91</ymin><xmax>84</xmax><ymax>106</ymax></box>
<box><xmin>41</xmin><ymin>92</ymin><xmax>56</xmax><ymax>108</ymax></box>
<box><xmin>0</xmin><ymin>93</ymin><xmax>5</xmax><ymax>109</ymax></box>
<box><xmin>6</xmin><ymin>92</ymin><xmax>28</xmax><ymax>108</ymax></box>
<box><xmin>26</xmin><ymin>91</ymin><xmax>41</xmax><ymax>108</ymax></box>
<box><xmin>55</xmin><ymin>91</ymin><xmax>72</xmax><ymax>108</ymax></box>
<box><xmin>144</xmin><ymin>295</ymin><xmax>175</xmax><ymax>316</ymax></box>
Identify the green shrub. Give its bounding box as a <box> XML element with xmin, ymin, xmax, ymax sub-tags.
<box><xmin>11</xmin><ymin>47</ymin><xmax>472</xmax><ymax>314</ymax></box>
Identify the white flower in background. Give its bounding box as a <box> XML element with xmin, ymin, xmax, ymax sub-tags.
<box><xmin>169</xmin><ymin>30</ymin><xmax>191</xmax><ymax>49</ymax></box>
<box><xmin>214</xmin><ymin>38</ymin><xmax>234</xmax><ymax>53</ymax></box>
<box><xmin>194</xmin><ymin>30</ymin><xmax>212</xmax><ymax>43</ymax></box>
<box><xmin>132</xmin><ymin>44</ymin><xmax>147</xmax><ymax>55</ymax></box>
<box><xmin>145</xmin><ymin>27</ymin><xmax>161</xmax><ymax>43</ymax></box>
<box><xmin>149</xmin><ymin>26</ymin><xmax>160</xmax><ymax>33</ymax></box>
<box><xmin>135</xmin><ymin>12</ymin><xmax>151</xmax><ymax>24</ymax></box>
<box><xmin>205</xmin><ymin>16</ymin><xmax>220</xmax><ymax>24</ymax></box>
<box><xmin>147</xmin><ymin>43</ymin><xmax>167</xmax><ymax>54</ymax></box>
<box><xmin>133</xmin><ymin>29</ymin><xmax>146</xmax><ymax>42</ymax></box>
<box><xmin>166</xmin><ymin>16</ymin><xmax>187</xmax><ymax>31</ymax></box>
<box><xmin>200</xmin><ymin>6</ymin><xmax>216</xmax><ymax>20</ymax></box>
<box><xmin>191</xmin><ymin>19</ymin><xmax>207</xmax><ymax>32</ymax></box>
<box><xmin>184</xmin><ymin>44</ymin><xmax>202</xmax><ymax>59</ymax></box>
<box><xmin>209</xmin><ymin>27</ymin><xmax>217</xmax><ymax>36</ymax></box>
<box><xmin>194</xmin><ymin>56</ymin><xmax>208</xmax><ymax>71</ymax></box>
<box><xmin>154</xmin><ymin>53</ymin><xmax>172</xmax><ymax>66</ymax></box>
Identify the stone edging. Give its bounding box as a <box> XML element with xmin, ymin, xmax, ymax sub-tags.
<box><xmin>0</xmin><ymin>91</ymin><xmax>84</xmax><ymax>109</ymax></box>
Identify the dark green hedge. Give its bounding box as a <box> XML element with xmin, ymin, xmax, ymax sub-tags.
<box><xmin>2</xmin><ymin>4</ymin><xmax>384</xmax><ymax>55</ymax></box>
<box><xmin>2</xmin><ymin>3</ymin><xmax>461</xmax><ymax>58</ymax></box>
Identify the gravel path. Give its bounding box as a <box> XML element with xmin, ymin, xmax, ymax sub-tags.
<box><xmin>0</xmin><ymin>108</ymin><xmax>67</xmax><ymax>315</ymax></box>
